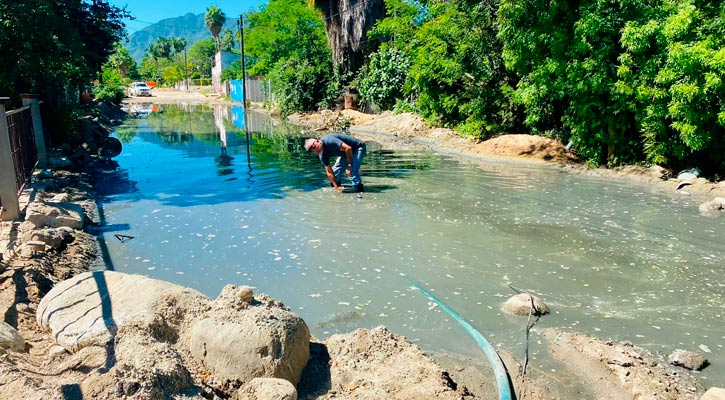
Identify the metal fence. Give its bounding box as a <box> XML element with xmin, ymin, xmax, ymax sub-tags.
<box><xmin>5</xmin><ymin>107</ymin><xmax>37</xmax><ymax>194</ymax></box>
<box><xmin>1</xmin><ymin>96</ymin><xmax>46</xmax><ymax>220</ymax></box>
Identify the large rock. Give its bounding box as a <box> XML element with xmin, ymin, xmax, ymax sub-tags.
<box><xmin>25</xmin><ymin>201</ymin><xmax>85</xmax><ymax>230</ymax></box>
<box><xmin>30</xmin><ymin>227</ymin><xmax>73</xmax><ymax>249</ymax></box>
<box><xmin>187</xmin><ymin>285</ymin><xmax>310</xmax><ymax>387</ymax></box>
<box><xmin>36</xmin><ymin>271</ymin><xmax>209</xmax><ymax>352</ymax></box>
<box><xmin>0</xmin><ymin>321</ymin><xmax>25</xmax><ymax>352</ymax></box>
<box><xmin>668</xmin><ymin>349</ymin><xmax>708</xmax><ymax>370</ymax></box>
<box><xmin>701</xmin><ymin>387</ymin><xmax>725</xmax><ymax>400</ymax></box>
<box><xmin>502</xmin><ymin>293</ymin><xmax>550</xmax><ymax>316</ymax></box>
<box><xmin>235</xmin><ymin>378</ymin><xmax>298</xmax><ymax>400</ymax></box>
<box><xmin>699</xmin><ymin>197</ymin><xmax>725</xmax><ymax>215</ymax></box>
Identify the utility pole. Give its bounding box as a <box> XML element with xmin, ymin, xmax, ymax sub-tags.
<box><xmin>184</xmin><ymin>44</ymin><xmax>188</xmax><ymax>90</ymax></box>
<box><xmin>238</xmin><ymin>15</ymin><xmax>249</xmax><ymax>108</ymax></box>
<box><xmin>239</xmin><ymin>14</ymin><xmax>251</xmax><ymax>165</ymax></box>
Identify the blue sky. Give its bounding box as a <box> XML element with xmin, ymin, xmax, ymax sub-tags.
<box><xmin>109</xmin><ymin>0</ymin><xmax>266</xmax><ymax>33</ymax></box>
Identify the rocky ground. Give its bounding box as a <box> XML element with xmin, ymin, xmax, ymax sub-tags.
<box><xmin>1</xmin><ymin>90</ymin><xmax>722</xmax><ymax>399</ymax></box>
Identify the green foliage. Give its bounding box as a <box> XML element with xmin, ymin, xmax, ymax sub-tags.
<box><xmin>220</xmin><ymin>29</ymin><xmax>236</xmax><ymax>52</ymax></box>
<box><xmin>268</xmin><ymin>57</ymin><xmax>330</xmax><ymax>116</ymax></box>
<box><xmin>245</xmin><ymin>0</ymin><xmax>332</xmax><ymax>114</ymax></box>
<box><xmin>205</xmin><ymin>6</ymin><xmax>226</xmax><ymax>51</ymax></box>
<box><xmin>357</xmin><ymin>46</ymin><xmax>410</xmax><ymax>110</ymax></box>
<box><xmin>619</xmin><ymin>1</ymin><xmax>725</xmax><ymax>174</ymax></box>
<box><xmin>245</xmin><ymin>0</ymin><xmax>329</xmax><ymax>76</ymax></box>
<box><xmin>140</xmin><ymin>36</ymin><xmax>191</xmax><ymax>85</ymax></box>
<box><xmin>0</xmin><ymin>0</ymin><xmax>128</xmax><ymax>140</ymax></box>
<box><xmin>321</xmin><ymin>63</ymin><xmax>355</xmax><ymax>109</ymax></box>
<box><xmin>379</xmin><ymin>0</ymin><xmax>515</xmax><ymax>138</ymax></box>
<box><xmin>106</xmin><ymin>42</ymin><xmax>138</xmax><ymax>79</ymax></box>
<box><xmin>392</xmin><ymin>99</ymin><xmax>418</xmax><ymax>114</ymax></box>
<box><xmin>189</xmin><ymin>38</ymin><xmax>216</xmax><ymax>79</ymax></box>
<box><xmin>497</xmin><ymin>0</ymin><xmax>576</xmax><ymax>136</ymax></box>
<box><xmin>221</xmin><ymin>60</ymin><xmax>243</xmax><ymax>82</ymax></box>
<box><xmin>496</xmin><ymin>0</ymin><xmax>725</xmax><ymax>173</ymax></box>
<box><xmin>95</xmin><ymin>49</ymin><xmax>128</xmax><ymax>104</ymax></box>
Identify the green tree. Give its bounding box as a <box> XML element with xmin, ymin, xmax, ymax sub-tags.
<box><xmin>619</xmin><ymin>1</ymin><xmax>725</xmax><ymax>174</ymax></box>
<box><xmin>371</xmin><ymin>0</ymin><xmax>515</xmax><ymax>136</ymax></box>
<box><xmin>220</xmin><ymin>28</ymin><xmax>236</xmax><ymax>52</ymax></box>
<box><xmin>563</xmin><ymin>0</ymin><xmax>645</xmax><ymax>166</ymax></box>
<box><xmin>188</xmin><ymin>38</ymin><xmax>217</xmax><ymax>79</ymax></box>
<box><xmin>357</xmin><ymin>45</ymin><xmax>410</xmax><ymax>110</ymax></box>
<box><xmin>150</xmin><ymin>37</ymin><xmax>173</xmax><ymax>60</ymax></box>
<box><xmin>106</xmin><ymin>42</ymin><xmax>138</xmax><ymax>79</ymax></box>
<box><xmin>497</xmin><ymin>0</ymin><xmax>577</xmax><ymax>137</ymax></box>
<box><xmin>245</xmin><ymin>0</ymin><xmax>332</xmax><ymax>114</ymax></box>
<box><xmin>0</xmin><ymin>0</ymin><xmax>128</xmax><ymax>140</ymax></box>
<box><xmin>205</xmin><ymin>6</ymin><xmax>226</xmax><ymax>51</ymax></box>
<box><xmin>95</xmin><ymin>60</ymin><xmax>126</xmax><ymax>104</ymax></box>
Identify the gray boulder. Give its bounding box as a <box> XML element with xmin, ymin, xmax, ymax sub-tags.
<box><xmin>25</xmin><ymin>201</ymin><xmax>84</xmax><ymax>230</ymax></box>
<box><xmin>0</xmin><ymin>321</ymin><xmax>25</xmax><ymax>352</ymax></box>
<box><xmin>30</xmin><ymin>227</ymin><xmax>73</xmax><ymax>249</ymax></box>
<box><xmin>36</xmin><ymin>271</ymin><xmax>209</xmax><ymax>352</ymax></box>
<box><xmin>699</xmin><ymin>197</ymin><xmax>725</xmax><ymax>215</ymax></box>
<box><xmin>235</xmin><ymin>378</ymin><xmax>298</xmax><ymax>400</ymax></box>
<box><xmin>187</xmin><ymin>285</ymin><xmax>310</xmax><ymax>387</ymax></box>
<box><xmin>502</xmin><ymin>293</ymin><xmax>550</xmax><ymax>316</ymax></box>
<box><xmin>668</xmin><ymin>349</ymin><xmax>708</xmax><ymax>370</ymax></box>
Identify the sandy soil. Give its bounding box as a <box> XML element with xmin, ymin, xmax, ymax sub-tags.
<box><xmin>1</xmin><ymin>90</ymin><xmax>718</xmax><ymax>399</ymax></box>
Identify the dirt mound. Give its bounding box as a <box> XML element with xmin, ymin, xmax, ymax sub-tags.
<box><xmin>288</xmin><ymin>109</ymin><xmax>376</xmax><ymax>131</ymax></box>
<box><xmin>358</xmin><ymin>111</ymin><xmax>428</xmax><ymax>134</ymax></box>
<box><xmin>471</xmin><ymin>134</ymin><xmax>579</xmax><ymax>163</ymax></box>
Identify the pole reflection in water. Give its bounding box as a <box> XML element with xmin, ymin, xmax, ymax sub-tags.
<box><xmin>231</xmin><ymin>105</ymin><xmax>252</xmax><ymax>168</ymax></box>
<box><xmin>214</xmin><ymin>104</ymin><xmax>234</xmax><ymax>177</ymax></box>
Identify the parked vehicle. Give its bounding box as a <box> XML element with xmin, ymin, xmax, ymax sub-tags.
<box><xmin>128</xmin><ymin>82</ymin><xmax>152</xmax><ymax>97</ymax></box>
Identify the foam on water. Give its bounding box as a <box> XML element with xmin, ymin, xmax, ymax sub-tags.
<box><xmin>98</xmin><ymin>105</ymin><xmax>725</xmax><ymax>386</ymax></box>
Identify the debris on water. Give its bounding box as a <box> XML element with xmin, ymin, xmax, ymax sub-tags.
<box><xmin>313</xmin><ymin>311</ymin><xmax>366</xmax><ymax>329</ymax></box>
<box><xmin>114</xmin><ymin>234</ymin><xmax>134</xmax><ymax>242</ymax></box>
<box><xmin>675</xmin><ymin>181</ymin><xmax>692</xmax><ymax>191</ymax></box>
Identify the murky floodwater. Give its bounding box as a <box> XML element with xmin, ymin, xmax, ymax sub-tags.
<box><xmin>97</xmin><ymin>103</ymin><xmax>724</xmax><ymax>386</ymax></box>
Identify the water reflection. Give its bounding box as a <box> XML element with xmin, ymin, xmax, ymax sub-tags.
<box><xmin>99</xmin><ymin>104</ymin><xmax>725</xmax><ymax>387</ymax></box>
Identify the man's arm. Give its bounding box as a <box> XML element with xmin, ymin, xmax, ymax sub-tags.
<box><xmin>340</xmin><ymin>142</ymin><xmax>353</xmax><ymax>176</ymax></box>
<box><xmin>325</xmin><ymin>165</ymin><xmax>343</xmax><ymax>192</ymax></box>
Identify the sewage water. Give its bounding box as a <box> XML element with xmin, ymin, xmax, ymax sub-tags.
<box><xmin>98</xmin><ymin>104</ymin><xmax>724</xmax><ymax>386</ymax></box>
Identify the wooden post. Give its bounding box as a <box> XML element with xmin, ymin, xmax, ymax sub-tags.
<box><xmin>20</xmin><ymin>94</ymin><xmax>47</xmax><ymax>169</ymax></box>
<box><xmin>0</xmin><ymin>97</ymin><xmax>21</xmax><ymax>220</ymax></box>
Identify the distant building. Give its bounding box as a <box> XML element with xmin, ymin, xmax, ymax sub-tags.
<box><xmin>211</xmin><ymin>51</ymin><xmax>237</xmax><ymax>93</ymax></box>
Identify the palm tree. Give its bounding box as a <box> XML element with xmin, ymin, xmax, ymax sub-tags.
<box><xmin>311</xmin><ymin>0</ymin><xmax>385</xmax><ymax>76</ymax></box>
<box><xmin>205</xmin><ymin>6</ymin><xmax>226</xmax><ymax>51</ymax></box>
<box><xmin>171</xmin><ymin>37</ymin><xmax>186</xmax><ymax>56</ymax></box>
<box><xmin>150</xmin><ymin>37</ymin><xmax>172</xmax><ymax>59</ymax></box>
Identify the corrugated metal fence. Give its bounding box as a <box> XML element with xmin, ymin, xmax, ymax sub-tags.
<box><xmin>228</xmin><ymin>78</ymin><xmax>270</xmax><ymax>104</ymax></box>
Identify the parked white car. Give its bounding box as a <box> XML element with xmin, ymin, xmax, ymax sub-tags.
<box><xmin>128</xmin><ymin>82</ymin><xmax>152</xmax><ymax>97</ymax></box>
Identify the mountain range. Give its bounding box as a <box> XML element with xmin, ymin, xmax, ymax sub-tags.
<box><xmin>124</xmin><ymin>13</ymin><xmax>238</xmax><ymax>64</ymax></box>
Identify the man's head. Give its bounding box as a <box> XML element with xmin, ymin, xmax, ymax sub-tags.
<box><xmin>304</xmin><ymin>138</ymin><xmax>323</xmax><ymax>155</ymax></box>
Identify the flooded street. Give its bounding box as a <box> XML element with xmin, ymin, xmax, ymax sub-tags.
<box><xmin>97</xmin><ymin>103</ymin><xmax>724</xmax><ymax>386</ymax></box>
